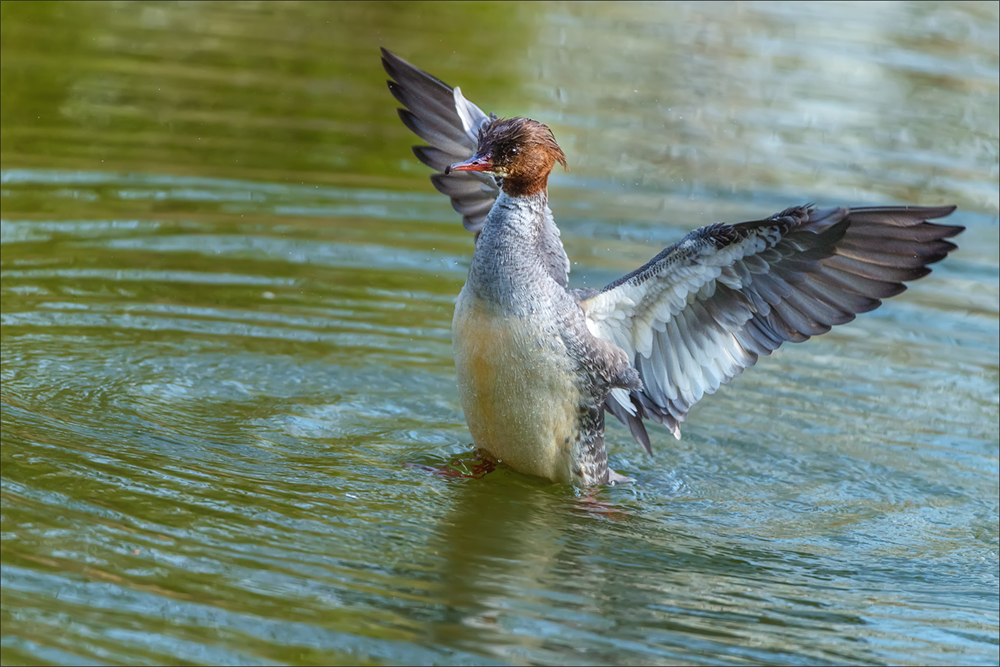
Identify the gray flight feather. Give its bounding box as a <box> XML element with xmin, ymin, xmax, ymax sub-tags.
<box><xmin>381</xmin><ymin>48</ymin><xmax>500</xmax><ymax>235</ymax></box>
<box><xmin>584</xmin><ymin>204</ymin><xmax>962</xmax><ymax>447</ymax></box>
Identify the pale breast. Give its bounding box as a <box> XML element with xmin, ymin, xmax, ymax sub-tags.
<box><xmin>452</xmin><ymin>285</ymin><xmax>582</xmax><ymax>483</ymax></box>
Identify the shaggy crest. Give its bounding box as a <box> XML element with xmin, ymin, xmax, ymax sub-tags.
<box><xmin>476</xmin><ymin>117</ymin><xmax>567</xmax><ymax>196</ymax></box>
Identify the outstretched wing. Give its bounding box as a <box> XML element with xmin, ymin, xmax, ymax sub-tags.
<box><xmin>381</xmin><ymin>48</ymin><xmax>500</xmax><ymax>235</ymax></box>
<box><xmin>582</xmin><ymin>204</ymin><xmax>962</xmax><ymax>451</ymax></box>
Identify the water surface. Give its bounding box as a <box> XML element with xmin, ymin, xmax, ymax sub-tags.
<box><xmin>2</xmin><ymin>2</ymin><xmax>998</xmax><ymax>665</ymax></box>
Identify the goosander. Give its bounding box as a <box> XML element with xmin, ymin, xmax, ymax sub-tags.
<box><xmin>381</xmin><ymin>48</ymin><xmax>963</xmax><ymax>486</ymax></box>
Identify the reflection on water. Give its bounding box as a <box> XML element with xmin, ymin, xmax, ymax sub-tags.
<box><xmin>2</xmin><ymin>1</ymin><xmax>998</xmax><ymax>665</ymax></box>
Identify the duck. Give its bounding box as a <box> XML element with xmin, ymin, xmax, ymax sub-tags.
<box><xmin>380</xmin><ymin>48</ymin><xmax>963</xmax><ymax>486</ymax></box>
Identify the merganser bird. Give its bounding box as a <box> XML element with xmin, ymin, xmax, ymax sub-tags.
<box><xmin>381</xmin><ymin>48</ymin><xmax>963</xmax><ymax>486</ymax></box>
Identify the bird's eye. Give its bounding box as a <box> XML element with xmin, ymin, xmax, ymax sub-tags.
<box><xmin>511</xmin><ymin>147</ymin><xmax>518</xmax><ymax>154</ymax></box>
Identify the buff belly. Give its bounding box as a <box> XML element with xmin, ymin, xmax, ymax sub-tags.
<box><xmin>452</xmin><ymin>287</ymin><xmax>582</xmax><ymax>484</ymax></box>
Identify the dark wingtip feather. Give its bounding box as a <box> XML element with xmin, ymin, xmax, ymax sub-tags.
<box><xmin>387</xmin><ymin>80</ymin><xmax>408</xmax><ymax>107</ymax></box>
<box><xmin>412</xmin><ymin>145</ymin><xmax>446</xmax><ymax>171</ymax></box>
<box><xmin>847</xmin><ymin>204</ymin><xmax>959</xmax><ymax>227</ymax></box>
<box><xmin>380</xmin><ymin>48</ymin><xmax>403</xmax><ymax>80</ymax></box>
<box><xmin>924</xmin><ymin>242</ymin><xmax>959</xmax><ymax>265</ymax></box>
<box><xmin>604</xmin><ymin>395</ymin><xmax>654</xmax><ymax>455</ymax></box>
<box><xmin>380</xmin><ymin>47</ymin><xmax>454</xmax><ymax>97</ymax></box>
<box><xmin>380</xmin><ymin>48</ymin><xmax>417</xmax><ymax>82</ymax></box>
<box><xmin>396</xmin><ymin>108</ymin><xmax>422</xmax><ymax>139</ymax></box>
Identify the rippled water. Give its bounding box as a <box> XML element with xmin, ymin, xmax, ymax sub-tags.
<box><xmin>2</xmin><ymin>2</ymin><xmax>998</xmax><ymax>664</ymax></box>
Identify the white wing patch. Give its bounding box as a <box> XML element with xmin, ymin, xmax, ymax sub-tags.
<box><xmin>583</xmin><ymin>228</ymin><xmax>778</xmax><ymax>424</ymax></box>
<box><xmin>453</xmin><ymin>86</ymin><xmax>481</xmax><ymax>136</ymax></box>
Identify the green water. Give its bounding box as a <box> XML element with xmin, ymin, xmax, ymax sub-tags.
<box><xmin>2</xmin><ymin>2</ymin><xmax>998</xmax><ymax>664</ymax></box>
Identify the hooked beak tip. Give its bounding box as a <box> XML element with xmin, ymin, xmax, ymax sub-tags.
<box><xmin>446</xmin><ymin>154</ymin><xmax>492</xmax><ymax>174</ymax></box>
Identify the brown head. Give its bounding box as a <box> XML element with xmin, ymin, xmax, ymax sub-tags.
<box><xmin>445</xmin><ymin>117</ymin><xmax>567</xmax><ymax>197</ymax></box>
